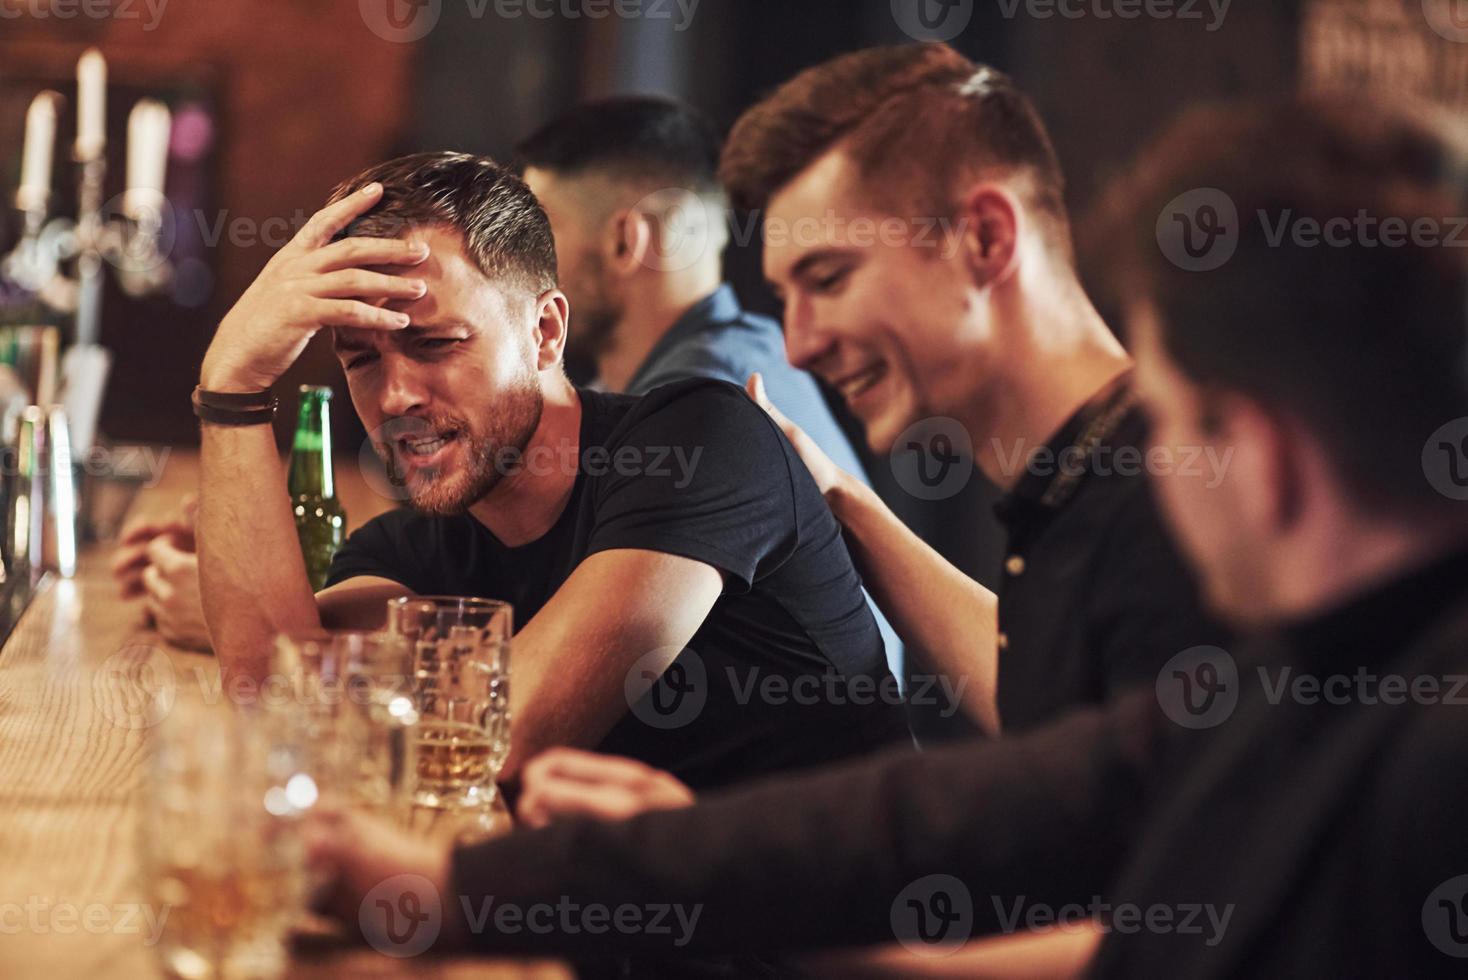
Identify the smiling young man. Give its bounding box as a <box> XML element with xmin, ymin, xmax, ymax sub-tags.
<box><xmin>194</xmin><ymin>152</ymin><xmax>908</xmax><ymax>787</ymax></box>
<box><xmin>723</xmin><ymin>43</ymin><xmax>1223</xmax><ymax>734</ymax></box>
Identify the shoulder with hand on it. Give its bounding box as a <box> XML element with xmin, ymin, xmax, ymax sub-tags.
<box><xmin>622</xmin><ymin>377</ymin><xmax>775</xmax><ymax>438</ymax></box>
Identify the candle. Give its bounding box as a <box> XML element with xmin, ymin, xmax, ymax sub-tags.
<box><xmin>75</xmin><ymin>48</ymin><xmax>107</xmax><ymax>161</ymax></box>
<box><xmin>17</xmin><ymin>92</ymin><xmax>60</xmax><ymax>211</ymax></box>
<box><xmin>124</xmin><ymin>100</ymin><xmax>172</xmax><ymax>220</ymax></box>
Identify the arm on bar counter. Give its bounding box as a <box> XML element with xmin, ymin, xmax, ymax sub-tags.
<box><xmin>110</xmin><ymin>495</ymin><xmax>213</xmax><ymax>650</ymax></box>
<box><xmin>196</xmin><ymin>183</ymin><xmax>430</xmax><ymax>681</ymax></box>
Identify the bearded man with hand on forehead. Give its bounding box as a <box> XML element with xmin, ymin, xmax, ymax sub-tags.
<box><xmin>193</xmin><ymin>153</ymin><xmax>910</xmax><ymax>794</ymax></box>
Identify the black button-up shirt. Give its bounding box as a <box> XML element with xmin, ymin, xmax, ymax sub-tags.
<box><xmin>992</xmin><ymin>373</ymin><xmax>1226</xmax><ymax>732</ymax></box>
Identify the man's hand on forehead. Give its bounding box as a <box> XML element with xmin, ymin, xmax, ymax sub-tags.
<box><xmin>200</xmin><ymin>183</ymin><xmax>434</xmax><ymax>392</ymax></box>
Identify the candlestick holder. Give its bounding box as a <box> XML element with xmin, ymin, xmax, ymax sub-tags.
<box><xmin>2</xmin><ymin>155</ymin><xmax>173</xmax><ymax>347</ymax></box>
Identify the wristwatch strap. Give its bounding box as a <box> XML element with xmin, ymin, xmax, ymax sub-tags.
<box><xmin>192</xmin><ymin>386</ymin><xmax>277</xmax><ymax>426</ymax></box>
<box><xmin>192</xmin><ymin>385</ymin><xmax>274</xmax><ymax>410</ymax></box>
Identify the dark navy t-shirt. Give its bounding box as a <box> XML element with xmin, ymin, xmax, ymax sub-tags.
<box><xmin>326</xmin><ymin>379</ymin><xmax>910</xmax><ymax>789</ymax></box>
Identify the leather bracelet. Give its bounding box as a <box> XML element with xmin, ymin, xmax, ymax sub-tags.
<box><xmin>192</xmin><ymin>388</ymin><xmax>278</xmax><ymax>426</ymax></box>
<box><xmin>192</xmin><ymin>385</ymin><xmax>274</xmax><ymax>409</ymax></box>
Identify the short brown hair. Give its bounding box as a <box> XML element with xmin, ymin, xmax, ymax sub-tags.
<box><xmin>720</xmin><ymin>44</ymin><xmax>1068</xmax><ymax>240</ymax></box>
<box><xmin>1099</xmin><ymin>95</ymin><xmax>1468</xmax><ymax>517</ymax></box>
<box><xmin>329</xmin><ymin>152</ymin><xmax>558</xmax><ymax>293</ymax></box>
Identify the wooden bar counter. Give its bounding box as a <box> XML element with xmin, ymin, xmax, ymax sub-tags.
<box><xmin>0</xmin><ymin>450</ymin><xmax>570</xmax><ymax>979</ymax></box>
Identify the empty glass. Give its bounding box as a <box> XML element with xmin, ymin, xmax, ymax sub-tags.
<box><xmin>269</xmin><ymin>629</ymin><xmax>420</xmax><ymax>822</ymax></box>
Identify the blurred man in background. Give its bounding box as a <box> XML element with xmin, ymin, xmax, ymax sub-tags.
<box><xmin>516</xmin><ymin>95</ymin><xmax>904</xmax><ymax>684</ymax></box>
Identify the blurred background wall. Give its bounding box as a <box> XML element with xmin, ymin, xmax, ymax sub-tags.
<box><xmin>4</xmin><ymin>0</ymin><xmax>1466</xmax><ymax>735</ymax></box>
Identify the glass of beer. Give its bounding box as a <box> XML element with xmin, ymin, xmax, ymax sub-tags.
<box><xmin>138</xmin><ymin>694</ymin><xmax>309</xmax><ymax>980</ymax></box>
<box><xmin>269</xmin><ymin>629</ymin><xmax>420</xmax><ymax>822</ymax></box>
<box><xmin>385</xmin><ymin>597</ymin><xmax>512</xmax><ymax>815</ymax></box>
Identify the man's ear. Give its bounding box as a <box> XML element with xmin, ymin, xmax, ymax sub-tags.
<box><xmin>606</xmin><ymin>208</ymin><xmax>653</xmax><ymax>278</ymax></box>
<box><xmin>1221</xmin><ymin>394</ymin><xmax>1308</xmax><ymax>534</ymax></box>
<box><xmin>956</xmin><ymin>185</ymin><xmax>1021</xmax><ymax>288</ymax></box>
<box><xmin>533</xmin><ymin>289</ymin><xmax>571</xmax><ymax>371</ymax></box>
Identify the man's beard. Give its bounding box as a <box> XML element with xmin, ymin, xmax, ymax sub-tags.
<box><xmin>377</xmin><ymin>373</ymin><xmax>545</xmax><ymax>516</ymax></box>
<box><xmin>567</xmin><ymin>302</ymin><xmax>617</xmax><ymax>365</ymax></box>
<box><xmin>563</xmin><ymin>254</ymin><xmax>619</xmax><ymax>365</ymax></box>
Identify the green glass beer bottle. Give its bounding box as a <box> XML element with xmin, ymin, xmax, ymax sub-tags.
<box><xmin>287</xmin><ymin>385</ymin><xmax>346</xmax><ymax>591</ymax></box>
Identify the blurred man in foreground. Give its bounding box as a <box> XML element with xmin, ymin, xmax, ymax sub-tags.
<box><xmin>311</xmin><ymin>94</ymin><xmax>1468</xmax><ymax>977</ymax></box>
<box><xmin>192</xmin><ymin>153</ymin><xmax>908</xmax><ymax>789</ymax></box>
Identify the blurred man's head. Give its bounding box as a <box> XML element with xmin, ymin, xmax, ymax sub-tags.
<box><xmin>1106</xmin><ymin>97</ymin><xmax>1468</xmax><ymax>624</ymax></box>
<box><xmin>721</xmin><ymin>43</ymin><xmax>1079</xmax><ymax>452</ymax></box>
<box><xmin>516</xmin><ymin>97</ymin><xmax>729</xmax><ymax>365</ymax></box>
<box><xmin>327</xmin><ymin>152</ymin><xmax>567</xmax><ymax>515</ymax></box>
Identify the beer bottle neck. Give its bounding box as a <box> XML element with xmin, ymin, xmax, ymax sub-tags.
<box><xmin>288</xmin><ymin>389</ymin><xmax>335</xmax><ymax>499</ymax></box>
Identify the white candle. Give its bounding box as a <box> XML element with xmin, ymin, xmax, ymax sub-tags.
<box><xmin>17</xmin><ymin>92</ymin><xmax>60</xmax><ymax>211</ymax></box>
<box><xmin>75</xmin><ymin>48</ymin><xmax>107</xmax><ymax>161</ymax></box>
<box><xmin>124</xmin><ymin>100</ymin><xmax>171</xmax><ymax>219</ymax></box>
